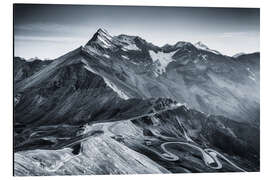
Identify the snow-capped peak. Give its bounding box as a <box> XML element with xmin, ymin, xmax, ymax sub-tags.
<box><xmin>194</xmin><ymin>41</ymin><xmax>221</xmax><ymax>55</ymax></box>
<box><xmin>96</xmin><ymin>28</ymin><xmax>111</xmax><ymax>38</ymax></box>
<box><xmin>194</xmin><ymin>41</ymin><xmax>209</xmax><ymax>49</ymax></box>
<box><xmin>85</xmin><ymin>28</ymin><xmax>115</xmax><ymax>50</ymax></box>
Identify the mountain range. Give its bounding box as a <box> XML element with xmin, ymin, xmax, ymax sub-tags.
<box><xmin>14</xmin><ymin>28</ymin><xmax>260</xmax><ymax>175</ymax></box>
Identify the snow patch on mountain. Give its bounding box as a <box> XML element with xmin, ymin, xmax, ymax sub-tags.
<box><xmin>82</xmin><ymin>60</ymin><xmax>129</xmax><ymax>100</ymax></box>
<box><xmin>98</xmin><ymin>28</ymin><xmax>113</xmax><ymax>40</ymax></box>
<box><xmin>122</xmin><ymin>55</ymin><xmax>129</xmax><ymax>60</ymax></box>
<box><xmin>83</xmin><ymin>65</ymin><xmax>98</xmax><ymax>75</ymax></box>
<box><xmin>97</xmin><ymin>35</ymin><xmax>112</xmax><ymax>49</ymax></box>
<box><xmin>116</xmin><ymin>35</ymin><xmax>141</xmax><ymax>51</ymax></box>
<box><xmin>103</xmin><ymin>54</ymin><xmax>110</xmax><ymax>58</ymax></box>
<box><xmin>83</xmin><ymin>46</ymin><xmax>102</xmax><ymax>56</ymax></box>
<box><xmin>103</xmin><ymin>77</ymin><xmax>130</xmax><ymax>100</ymax></box>
<box><xmin>83</xmin><ymin>46</ymin><xmax>110</xmax><ymax>59</ymax></box>
<box><xmin>123</xmin><ymin>44</ymin><xmax>140</xmax><ymax>51</ymax></box>
<box><xmin>149</xmin><ymin>50</ymin><xmax>177</xmax><ymax>75</ymax></box>
<box><xmin>248</xmin><ymin>76</ymin><xmax>256</xmax><ymax>81</ymax></box>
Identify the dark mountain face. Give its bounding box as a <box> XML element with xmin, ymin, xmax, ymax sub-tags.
<box><xmin>14</xmin><ymin>48</ymin><xmax>155</xmax><ymax>149</ymax></box>
<box><xmin>14</xmin><ymin>29</ymin><xmax>260</xmax><ymax>175</ymax></box>
<box><xmin>14</xmin><ymin>57</ymin><xmax>52</xmax><ymax>83</ymax></box>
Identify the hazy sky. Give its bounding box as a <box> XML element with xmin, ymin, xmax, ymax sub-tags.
<box><xmin>14</xmin><ymin>4</ymin><xmax>260</xmax><ymax>59</ymax></box>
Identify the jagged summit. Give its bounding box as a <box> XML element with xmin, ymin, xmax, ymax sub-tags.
<box><xmin>194</xmin><ymin>41</ymin><xmax>221</xmax><ymax>55</ymax></box>
<box><xmin>85</xmin><ymin>28</ymin><xmax>114</xmax><ymax>48</ymax></box>
<box><xmin>194</xmin><ymin>41</ymin><xmax>209</xmax><ymax>49</ymax></box>
<box><xmin>95</xmin><ymin>28</ymin><xmax>112</xmax><ymax>39</ymax></box>
<box><xmin>174</xmin><ymin>41</ymin><xmax>192</xmax><ymax>48</ymax></box>
<box><xmin>97</xmin><ymin>28</ymin><xmax>109</xmax><ymax>34</ymax></box>
<box><xmin>161</xmin><ymin>41</ymin><xmax>193</xmax><ymax>52</ymax></box>
<box><xmin>84</xmin><ymin>28</ymin><xmax>160</xmax><ymax>55</ymax></box>
<box><xmin>85</xmin><ymin>28</ymin><xmax>225</xmax><ymax>56</ymax></box>
<box><xmin>92</xmin><ymin>28</ymin><xmax>111</xmax><ymax>38</ymax></box>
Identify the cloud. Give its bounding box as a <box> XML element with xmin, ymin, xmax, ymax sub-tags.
<box><xmin>14</xmin><ymin>23</ymin><xmax>78</xmax><ymax>32</ymax></box>
<box><xmin>218</xmin><ymin>32</ymin><xmax>259</xmax><ymax>38</ymax></box>
<box><xmin>14</xmin><ymin>35</ymin><xmax>85</xmax><ymax>43</ymax></box>
<box><xmin>219</xmin><ymin>32</ymin><xmax>248</xmax><ymax>38</ymax></box>
<box><xmin>14</xmin><ymin>23</ymin><xmax>92</xmax><ymax>37</ymax></box>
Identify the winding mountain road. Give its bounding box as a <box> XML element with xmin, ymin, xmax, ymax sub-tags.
<box><xmin>160</xmin><ymin>142</ymin><xmax>222</xmax><ymax>169</ymax></box>
<box><xmin>38</xmin><ymin>104</ymin><xmax>246</xmax><ymax>173</ymax></box>
<box><xmin>204</xmin><ymin>148</ymin><xmax>246</xmax><ymax>172</ymax></box>
<box><xmin>107</xmin><ymin>115</ymin><xmax>246</xmax><ymax>172</ymax></box>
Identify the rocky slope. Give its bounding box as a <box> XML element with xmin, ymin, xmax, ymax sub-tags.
<box><xmin>14</xmin><ymin>57</ymin><xmax>51</xmax><ymax>83</ymax></box>
<box><xmin>82</xmin><ymin>29</ymin><xmax>259</xmax><ymax>125</ymax></box>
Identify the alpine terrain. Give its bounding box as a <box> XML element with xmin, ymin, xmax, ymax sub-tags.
<box><xmin>14</xmin><ymin>28</ymin><xmax>260</xmax><ymax>175</ymax></box>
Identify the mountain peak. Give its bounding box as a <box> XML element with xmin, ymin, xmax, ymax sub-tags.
<box><xmin>91</xmin><ymin>28</ymin><xmax>112</xmax><ymax>40</ymax></box>
<box><xmin>194</xmin><ymin>41</ymin><xmax>221</xmax><ymax>55</ymax></box>
<box><xmin>96</xmin><ymin>28</ymin><xmax>110</xmax><ymax>36</ymax></box>
<box><xmin>194</xmin><ymin>41</ymin><xmax>209</xmax><ymax>49</ymax></box>
<box><xmin>174</xmin><ymin>41</ymin><xmax>192</xmax><ymax>48</ymax></box>
<box><xmin>85</xmin><ymin>28</ymin><xmax>114</xmax><ymax>48</ymax></box>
